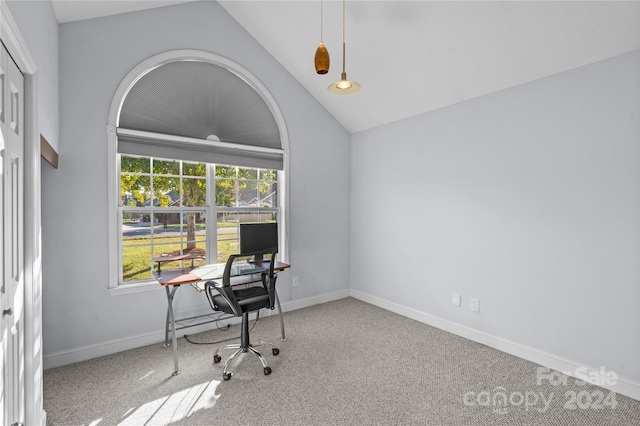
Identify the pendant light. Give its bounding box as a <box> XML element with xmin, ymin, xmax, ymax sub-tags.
<box><xmin>314</xmin><ymin>0</ymin><xmax>330</xmax><ymax>74</ymax></box>
<box><xmin>328</xmin><ymin>0</ymin><xmax>360</xmax><ymax>95</ymax></box>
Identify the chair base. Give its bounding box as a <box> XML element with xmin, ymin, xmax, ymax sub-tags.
<box><xmin>213</xmin><ymin>341</ymin><xmax>279</xmax><ymax>380</ymax></box>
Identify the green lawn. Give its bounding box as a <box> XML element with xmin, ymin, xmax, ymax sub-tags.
<box><xmin>122</xmin><ymin>229</ymin><xmax>239</xmax><ymax>282</ymax></box>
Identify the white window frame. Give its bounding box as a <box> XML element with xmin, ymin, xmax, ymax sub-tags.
<box><xmin>106</xmin><ymin>50</ymin><xmax>290</xmax><ymax>295</ymax></box>
<box><xmin>116</xmin><ymin>157</ymin><xmax>282</xmax><ymax>288</ymax></box>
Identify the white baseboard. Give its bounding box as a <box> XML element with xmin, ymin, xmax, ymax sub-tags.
<box><xmin>46</xmin><ymin>288</ymin><xmax>638</xmax><ymax>402</ymax></box>
<box><xmin>43</xmin><ymin>289</ymin><xmax>350</xmax><ymax>370</ymax></box>
<box><xmin>349</xmin><ymin>289</ymin><xmax>640</xmax><ymax>401</ymax></box>
<box><xmin>272</xmin><ymin>289</ymin><xmax>351</xmax><ymax>314</ymax></box>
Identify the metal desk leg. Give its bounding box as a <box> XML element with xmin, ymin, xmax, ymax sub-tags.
<box><xmin>165</xmin><ymin>285</ymin><xmax>180</xmax><ymax>376</ymax></box>
<box><xmin>275</xmin><ymin>290</ymin><xmax>285</xmax><ymax>341</ymax></box>
<box><xmin>164</xmin><ymin>300</ymin><xmax>171</xmax><ymax>347</ymax></box>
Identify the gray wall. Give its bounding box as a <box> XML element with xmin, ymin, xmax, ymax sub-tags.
<box><xmin>5</xmin><ymin>0</ymin><xmax>59</xmax><ymax>152</ymax></box>
<box><xmin>45</xmin><ymin>1</ymin><xmax>350</xmax><ymax>356</ymax></box>
<box><xmin>350</xmin><ymin>51</ymin><xmax>639</xmax><ymax>383</ymax></box>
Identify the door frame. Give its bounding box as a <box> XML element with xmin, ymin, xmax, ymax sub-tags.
<box><xmin>1</xmin><ymin>1</ymin><xmax>43</xmax><ymax>425</ymax></box>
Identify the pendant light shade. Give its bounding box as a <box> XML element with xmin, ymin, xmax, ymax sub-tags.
<box><xmin>328</xmin><ymin>74</ymin><xmax>360</xmax><ymax>94</ymax></box>
<box><xmin>327</xmin><ymin>49</ymin><xmax>360</xmax><ymax>94</ymax></box>
<box><xmin>315</xmin><ymin>42</ymin><xmax>330</xmax><ymax>74</ymax></box>
<box><xmin>314</xmin><ymin>0</ymin><xmax>330</xmax><ymax>74</ymax></box>
<box><xmin>328</xmin><ymin>0</ymin><xmax>360</xmax><ymax>95</ymax></box>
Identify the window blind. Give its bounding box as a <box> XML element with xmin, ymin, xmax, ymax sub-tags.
<box><xmin>118</xmin><ymin>129</ymin><xmax>284</xmax><ymax>170</ymax></box>
<box><xmin>117</xmin><ymin>60</ymin><xmax>283</xmax><ymax>170</ymax></box>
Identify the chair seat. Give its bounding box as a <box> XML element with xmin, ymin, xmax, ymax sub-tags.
<box><xmin>212</xmin><ymin>285</ymin><xmax>269</xmax><ymax>314</ymax></box>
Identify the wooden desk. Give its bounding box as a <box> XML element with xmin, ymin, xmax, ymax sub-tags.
<box><xmin>153</xmin><ymin>260</ymin><xmax>291</xmax><ymax>376</ymax></box>
<box><xmin>153</xmin><ymin>260</ymin><xmax>291</xmax><ymax>288</ymax></box>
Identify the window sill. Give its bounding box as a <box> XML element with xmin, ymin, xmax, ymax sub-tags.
<box><xmin>109</xmin><ymin>280</ymin><xmax>163</xmax><ymax>296</ymax></box>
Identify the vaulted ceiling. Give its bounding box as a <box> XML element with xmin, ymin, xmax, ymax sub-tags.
<box><xmin>51</xmin><ymin>0</ymin><xmax>640</xmax><ymax>133</ymax></box>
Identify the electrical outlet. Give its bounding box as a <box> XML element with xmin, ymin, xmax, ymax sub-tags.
<box><xmin>470</xmin><ymin>298</ymin><xmax>480</xmax><ymax>312</ymax></box>
<box><xmin>292</xmin><ymin>276</ymin><xmax>299</xmax><ymax>287</ymax></box>
<box><xmin>452</xmin><ymin>293</ymin><xmax>461</xmax><ymax>306</ymax></box>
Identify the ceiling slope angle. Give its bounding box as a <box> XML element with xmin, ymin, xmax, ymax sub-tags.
<box><xmin>52</xmin><ymin>0</ymin><xmax>640</xmax><ymax>134</ymax></box>
<box><xmin>51</xmin><ymin>0</ymin><xmax>199</xmax><ymax>23</ymax></box>
<box><xmin>219</xmin><ymin>1</ymin><xmax>640</xmax><ymax>133</ymax></box>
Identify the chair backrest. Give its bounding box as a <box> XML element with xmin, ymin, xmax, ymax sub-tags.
<box><xmin>222</xmin><ymin>248</ymin><xmax>276</xmax><ymax>280</ymax></box>
<box><xmin>205</xmin><ymin>248</ymin><xmax>278</xmax><ymax>315</ymax></box>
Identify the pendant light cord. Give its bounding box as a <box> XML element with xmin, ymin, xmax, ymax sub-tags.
<box><xmin>341</xmin><ymin>0</ymin><xmax>346</xmax><ymax>74</ymax></box>
<box><xmin>320</xmin><ymin>0</ymin><xmax>324</xmax><ymax>42</ymax></box>
<box><xmin>342</xmin><ymin>0</ymin><xmax>345</xmax><ymax>44</ymax></box>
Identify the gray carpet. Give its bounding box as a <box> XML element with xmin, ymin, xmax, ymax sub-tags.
<box><xmin>44</xmin><ymin>297</ymin><xmax>640</xmax><ymax>425</ymax></box>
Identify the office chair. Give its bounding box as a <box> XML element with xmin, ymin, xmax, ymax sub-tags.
<box><xmin>204</xmin><ymin>249</ymin><xmax>280</xmax><ymax>380</ymax></box>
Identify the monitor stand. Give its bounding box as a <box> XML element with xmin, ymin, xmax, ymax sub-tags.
<box><xmin>252</xmin><ymin>254</ymin><xmax>269</xmax><ymax>263</ymax></box>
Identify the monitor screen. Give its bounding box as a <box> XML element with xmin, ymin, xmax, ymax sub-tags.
<box><xmin>239</xmin><ymin>223</ymin><xmax>278</xmax><ymax>261</ymax></box>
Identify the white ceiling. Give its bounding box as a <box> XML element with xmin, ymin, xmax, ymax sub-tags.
<box><xmin>51</xmin><ymin>1</ymin><xmax>640</xmax><ymax>133</ymax></box>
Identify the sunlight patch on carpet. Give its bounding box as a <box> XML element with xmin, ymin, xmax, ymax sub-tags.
<box><xmin>116</xmin><ymin>380</ymin><xmax>221</xmax><ymax>425</ymax></box>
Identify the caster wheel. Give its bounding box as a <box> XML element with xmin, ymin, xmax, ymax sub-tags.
<box><xmin>272</xmin><ymin>348</ymin><xmax>280</xmax><ymax>356</ymax></box>
<box><xmin>213</xmin><ymin>354</ymin><xmax>221</xmax><ymax>363</ymax></box>
<box><xmin>263</xmin><ymin>366</ymin><xmax>272</xmax><ymax>376</ymax></box>
<box><xmin>223</xmin><ymin>372</ymin><xmax>232</xmax><ymax>381</ymax></box>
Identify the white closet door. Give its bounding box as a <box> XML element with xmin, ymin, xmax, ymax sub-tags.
<box><xmin>0</xmin><ymin>40</ymin><xmax>25</xmax><ymax>426</ymax></box>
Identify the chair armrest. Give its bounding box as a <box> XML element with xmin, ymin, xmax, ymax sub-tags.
<box><xmin>205</xmin><ymin>280</ymin><xmax>225</xmax><ymax>289</ymax></box>
<box><xmin>204</xmin><ymin>280</ymin><xmax>241</xmax><ymax>316</ymax></box>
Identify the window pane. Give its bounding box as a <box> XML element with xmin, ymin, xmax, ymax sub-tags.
<box><xmin>155</xmin><ymin>211</ymin><xmax>179</xmax><ymax>229</ymax></box>
<box><xmin>150</xmin><ymin>211</ymin><xmax>207</xmax><ymax>261</ymax></box>
<box><xmin>180</xmin><ymin>211</ymin><xmax>207</xmax><ymax>234</ymax></box>
<box><xmin>259</xmin><ymin>169</ymin><xmax>276</xmax><ymax>181</ymax></box>
<box><xmin>216</xmin><ymin>179</ymin><xmax>236</xmax><ymax>207</ymax></box>
<box><xmin>122</xmin><ymin>211</ymin><xmax>153</xmax><ymax>242</ymax></box>
<box><xmin>259</xmin><ymin>181</ymin><xmax>277</xmax><ymax>207</ymax></box>
<box><xmin>215</xmin><ymin>165</ymin><xmax>235</xmax><ymax>179</ymax></box>
<box><xmin>259</xmin><ymin>212</ymin><xmax>277</xmax><ymax>223</ymax></box>
<box><xmin>153</xmin><ymin>158</ymin><xmax>180</xmax><ymax>175</ymax></box>
<box><xmin>153</xmin><ymin>176</ymin><xmax>179</xmax><ymax>207</ymax></box>
<box><xmin>182</xmin><ymin>177</ymin><xmax>206</xmax><ymax>207</ymax></box>
<box><xmin>121</xmin><ymin>174</ymin><xmax>151</xmax><ymax>206</ymax></box>
<box><xmin>183</xmin><ymin>161</ymin><xmax>206</xmax><ymax>177</ymax></box>
<box><xmin>239</xmin><ymin>180</ymin><xmax>258</xmax><ymax>206</ymax></box>
<box><xmin>237</xmin><ymin>211</ymin><xmax>261</xmax><ymax>223</ymax></box>
<box><xmin>182</xmin><ymin>211</ymin><xmax>207</xmax><ymax>258</ymax></box>
<box><xmin>121</xmin><ymin>155</ymin><xmax>150</xmax><ymax>173</ymax></box>
<box><xmin>217</xmin><ymin>212</ymin><xmax>239</xmax><ymax>262</ymax></box>
<box><xmin>122</xmin><ymin>212</ymin><xmax>152</xmax><ymax>282</ymax></box>
<box><xmin>122</xmin><ymin>245</ymin><xmax>152</xmax><ymax>282</ymax></box>
<box><xmin>239</xmin><ymin>167</ymin><xmax>257</xmax><ymax>180</ymax></box>
<box><xmin>153</xmin><ymin>211</ymin><xmax>176</xmax><ymax>253</ymax></box>
<box><xmin>153</xmin><ymin>212</ymin><xmax>190</xmax><ymax>260</ymax></box>
<box><xmin>124</xmin><ymin>211</ymin><xmax>156</xmax><ymax>229</ymax></box>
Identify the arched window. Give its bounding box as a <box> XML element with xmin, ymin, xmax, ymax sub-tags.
<box><xmin>107</xmin><ymin>50</ymin><xmax>289</xmax><ymax>293</ymax></box>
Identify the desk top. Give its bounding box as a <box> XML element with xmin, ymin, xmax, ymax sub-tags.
<box><xmin>152</xmin><ymin>260</ymin><xmax>291</xmax><ymax>287</ymax></box>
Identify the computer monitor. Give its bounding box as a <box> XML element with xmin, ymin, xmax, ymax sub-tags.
<box><xmin>239</xmin><ymin>222</ymin><xmax>278</xmax><ymax>262</ymax></box>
